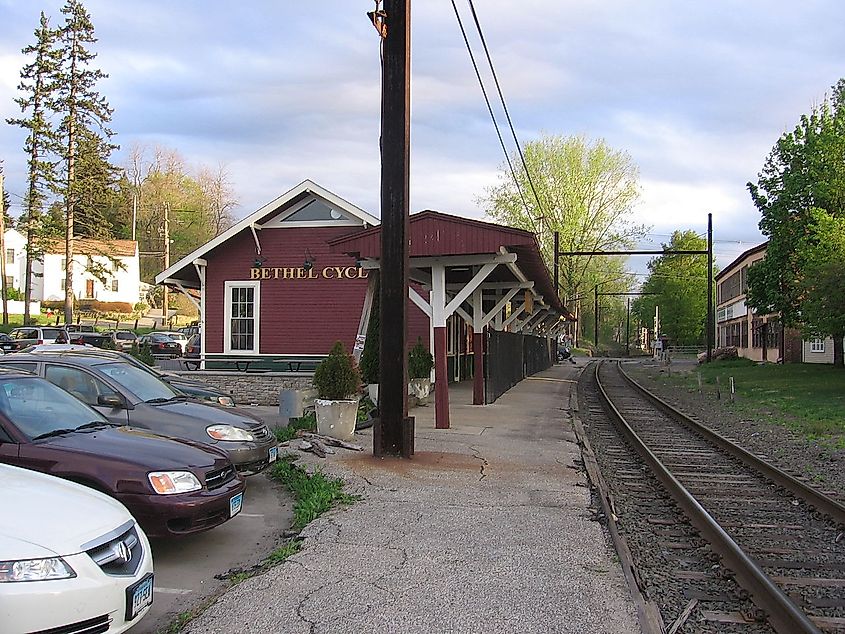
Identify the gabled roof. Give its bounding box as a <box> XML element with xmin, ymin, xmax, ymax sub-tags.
<box><xmin>330</xmin><ymin>210</ymin><xmax>567</xmax><ymax>316</ymax></box>
<box><xmin>328</xmin><ymin>210</ymin><xmax>536</xmax><ymax>257</ymax></box>
<box><xmin>714</xmin><ymin>241</ymin><xmax>767</xmax><ymax>281</ymax></box>
<box><xmin>156</xmin><ymin>180</ymin><xmax>379</xmax><ymax>285</ymax></box>
<box><xmin>41</xmin><ymin>237</ymin><xmax>137</xmax><ymax>258</ymax></box>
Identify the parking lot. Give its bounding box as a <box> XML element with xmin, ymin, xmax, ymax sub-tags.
<box><xmin>135</xmin><ymin>473</ymin><xmax>293</xmax><ymax>634</ymax></box>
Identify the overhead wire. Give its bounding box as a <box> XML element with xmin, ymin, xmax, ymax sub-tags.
<box><xmin>449</xmin><ymin>0</ymin><xmax>530</xmax><ymax>217</ymax></box>
<box><xmin>465</xmin><ymin>0</ymin><xmax>547</xmax><ymax>223</ymax></box>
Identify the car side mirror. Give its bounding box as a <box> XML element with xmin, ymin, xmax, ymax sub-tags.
<box><xmin>97</xmin><ymin>394</ymin><xmax>125</xmax><ymax>409</ymax></box>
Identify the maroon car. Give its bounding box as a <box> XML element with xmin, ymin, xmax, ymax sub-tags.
<box><xmin>0</xmin><ymin>367</ymin><xmax>246</xmax><ymax>538</ymax></box>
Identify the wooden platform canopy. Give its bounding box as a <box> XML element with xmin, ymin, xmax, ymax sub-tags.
<box><xmin>329</xmin><ymin>210</ymin><xmax>574</xmax><ymax>429</ymax></box>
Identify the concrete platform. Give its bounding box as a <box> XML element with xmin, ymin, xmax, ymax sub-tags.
<box><xmin>184</xmin><ymin>363</ymin><xmax>640</xmax><ymax>634</ymax></box>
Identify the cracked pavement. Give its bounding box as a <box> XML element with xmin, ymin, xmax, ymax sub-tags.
<box><xmin>183</xmin><ymin>364</ymin><xmax>640</xmax><ymax>634</ymax></box>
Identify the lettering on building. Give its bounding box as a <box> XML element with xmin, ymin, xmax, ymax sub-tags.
<box><xmin>249</xmin><ymin>266</ymin><xmax>368</xmax><ymax>280</ymax></box>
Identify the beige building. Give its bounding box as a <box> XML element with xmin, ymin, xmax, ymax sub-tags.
<box><xmin>714</xmin><ymin>242</ymin><xmax>802</xmax><ymax>363</ymax></box>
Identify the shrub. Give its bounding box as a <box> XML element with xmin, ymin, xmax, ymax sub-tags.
<box><xmin>359</xmin><ymin>289</ymin><xmax>379</xmax><ymax>384</ymax></box>
<box><xmin>408</xmin><ymin>337</ymin><xmax>434</xmax><ymax>379</ymax></box>
<box><xmin>313</xmin><ymin>341</ymin><xmax>360</xmax><ymax>400</ymax></box>
<box><xmin>128</xmin><ymin>341</ymin><xmax>155</xmax><ymax>366</ymax></box>
<box><xmin>78</xmin><ymin>300</ymin><xmax>133</xmax><ymax>314</ymax></box>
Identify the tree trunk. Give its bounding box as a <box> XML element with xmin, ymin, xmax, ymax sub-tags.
<box><xmin>834</xmin><ymin>336</ymin><xmax>844</xmax><ymax>369</ymax></box>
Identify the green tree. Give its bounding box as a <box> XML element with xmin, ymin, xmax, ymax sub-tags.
<box><xmin>747</xmin><ymin>79</ymin><xmax>845</xmax><ymax>362</ymax></box>
<box><xmin>632</xmin><ymin>231</ymin><xmax>713</xmax><ymax>347</ymax></box>
<box><xmin>480</xmin><ymin>134</ymin><xmax>647</xmax><ymax>343</ymax></box>
<box><xmin>6</xmin><ymin>12</ymin><xmax>61</xmax><ymax>325</ymax></box>
<box><xmin>52</xmin><ymin>0</ymin><xmax>116</xmax><ymax>324</ymax></box>
<box><xmin>799</xmin><ymin>210</ymin><xmax>845</xmax><ymax>366</ymax></box>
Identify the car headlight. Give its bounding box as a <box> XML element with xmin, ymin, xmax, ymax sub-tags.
<box><xmin>216</xmin><ymin>395</ymin><xmax>235</xmax><ymax>407</ymax></box>
<box><xmin>0</xmin><ymin>557</ymin><xmax>76</xmax><ymax>582</ymax></box>
<box><xmin>206</xmin><ymin>424</ymin><xmax>253</xmax><ymax>441</ymax></box>
<box><xmin>148</xmin><ymin>471</ymin><xmax>202</xmax><ymax>495</ymax></box>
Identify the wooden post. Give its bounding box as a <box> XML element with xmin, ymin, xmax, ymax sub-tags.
<box><xmin>376</xmin><ymin>0</ymin><xmax>413</xmax><ymax>458</ymax></box>
<box><xmin>706</xmin><ymin>212</ymin><xmax>713</xmax><ymax>362</ymax></box>
<box><xmin>0</xmin><ymin>169</ymin><xmax>8</xmax><ymax>325</ymax></box>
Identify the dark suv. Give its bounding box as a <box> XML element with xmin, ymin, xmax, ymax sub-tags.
<box><xmin>0</xmin><ymin>352</ymin><xmax>277</xmax><ymax>474</ymax></box>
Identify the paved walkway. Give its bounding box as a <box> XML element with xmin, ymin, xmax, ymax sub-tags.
<box><xmin>185</xmin><ymin>363</ymin><xmax>640</xmax><ymax>634</ymax></box>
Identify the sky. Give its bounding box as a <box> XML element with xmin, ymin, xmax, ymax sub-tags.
<box><xmin>1</xmin><ymin>0</ymin><xmax>844</xmax><ymax>274</ymax></box>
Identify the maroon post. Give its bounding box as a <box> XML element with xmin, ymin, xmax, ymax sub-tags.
<box><xmin>434</xmin><ymin>327</ymin><xmax>450</xmax><ymax>428</ymax></box>
<box><xmin>472</xmin><ymin>332</ymin><xmax>484</xmax><ymax>405</ymax></box>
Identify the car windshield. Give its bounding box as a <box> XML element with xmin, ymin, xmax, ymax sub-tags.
<box><xmin>41</xmin><ymin>328</ymin><xmax>64</xmax><ymax>339</ymax></box>
<box><xmin>0</xmin><ymin>376</ymin><xmax>108</xmax><ymax>440</ymax></box>
<box><xmin>95</xmin><ymin>361</ymin><xmax>180</xmax><ymax>402</ymax></box>
<box><xmin>116</xmin><ymin>332</ymin><xmax>134</xmax><ymax>340</ymax></box>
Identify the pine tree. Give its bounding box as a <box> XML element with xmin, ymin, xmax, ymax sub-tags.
<box><xmin>6</xmin><ymin>12</ymin><xmax>61</xmax><ymax>325</ymax></box>
<box><xmin>52</xmin><ymin>0</ymin><xmax>116</xmax><ymax>324</ymax></box>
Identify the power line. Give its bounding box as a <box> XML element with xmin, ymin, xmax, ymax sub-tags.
<box><xmin>449</xmin><ymin>0</ymin><xmax>530</xmax><ymax>216</ymax></box>
<box><xmin>465</xmin><ymin>0</ymin><xmax>546</xmax><ymax>222</ymax></box>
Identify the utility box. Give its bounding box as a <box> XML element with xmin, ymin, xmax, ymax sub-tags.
<box><xmin>279</xmin><ymin>388</ymin><xmax>317</xmax><ymax>420</ymax></box>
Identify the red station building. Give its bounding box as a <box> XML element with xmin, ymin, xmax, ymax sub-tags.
<box><xmin>157</xmin><ymin>181</ymin><xmax>571</xmax><ymax>428</ymax></box>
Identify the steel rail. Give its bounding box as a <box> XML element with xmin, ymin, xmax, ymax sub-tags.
<box><xmin>594</xmin><ymin>360</ymin><xmax>823</xmax><ymax>634</ymax></box>
<box><xmin>616</xmin><ymin>361</ymin><xmax>845</xmax><ymax>529</ymax></box>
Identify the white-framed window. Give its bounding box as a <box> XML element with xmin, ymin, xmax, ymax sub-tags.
<box><xmin>810</xmin><ymin>338</ymin><xmax>825</xmax><ymax>353</ymax></box>
<box><xmin>5</xmin><ymin>248</ymin><xmax>14</xmax><ymax>265</ymax></box>
<box><xmin>224</xmin><ymin>281</ymin><xmax>260</xmax><ymax>354</ymax></box>
<box><xmin>111</xmin><ymin>279</ymin><xmax>119</xmax><ymax>292</ymax></box>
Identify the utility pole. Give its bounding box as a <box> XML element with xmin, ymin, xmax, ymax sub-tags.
<box><xmin>593</xmin><ymin>285</ymin><xmax>599</xmax><ymax>348</ymax></box>
<box><xmin>0</xmin><ymin>168</ymin><xmax>7</xmax><ymax>325</ymax></box>
<box><xmin>625</xmin><ymin>296</ymin><xmax>630</xmax><ymax>356</ymax></box>
<box><xmin>376</xmin><ymin>0</ymin><xmax>414</xmax><ymax>458</ymax></box>
<box><xmin>706</xmin><ymin>212</ymin><xmax>713</xmax><ymax>362</ymax></box>
<box><xmin>553</xmin><ymin>230</ymin><xmax>559</xmax><ymax>297</ymax></box>
<box><xmin>162</xmin><ymin>201</ymin><xmax>170</xmax><ymax>328</ymax></box>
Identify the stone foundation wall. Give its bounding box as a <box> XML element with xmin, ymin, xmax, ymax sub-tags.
<box><xmin>173</xmin><ymin>371</ymin><xmax>313</xmax><ymax>406</ymax></box>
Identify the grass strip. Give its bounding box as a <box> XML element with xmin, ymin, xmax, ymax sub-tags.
<box><xmin>638</xmin><ymin>358</ymin><xmax>845</xmax><ymax>447</ymax></box>
<box><xmin>268</xmin><ymin>456</ymin><xmax>360</xmax><ymax>531</ymax></box>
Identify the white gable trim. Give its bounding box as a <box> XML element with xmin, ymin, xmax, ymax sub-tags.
<box><xmin>155</xmin><ymin>180</ymin><xmax>379</xmax><ymax>285</ymax></box>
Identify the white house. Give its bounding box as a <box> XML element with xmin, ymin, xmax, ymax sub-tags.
<box><xmin>3</xmin><ymin>229</ymin><xmax>141</xmax><ymax>307</ymax></box>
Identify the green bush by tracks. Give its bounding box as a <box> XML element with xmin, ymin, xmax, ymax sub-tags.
<box><xmin>652</xmin><ymin>360</ymin><xmax>845</xmax><ymax>447</ymax></box>
<box><xmin>268</xmin><ymin>457</ymin><xmax>359</xmax><ymax>531</ymax></box>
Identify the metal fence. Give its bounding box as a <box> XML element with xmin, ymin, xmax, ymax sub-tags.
<box><xmin>485</xmin><ymin>331</ymin><xmax>554</xmax><ymax>404</ymax></box>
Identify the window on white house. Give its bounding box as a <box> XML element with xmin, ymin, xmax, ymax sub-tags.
<box><xmin>60</xmin><ymin>279</ymin><xmax>66</xmax><ymax>291</ymax></box>
<box><xmin>5</xmin><ymin>248</ymin><xmax>14</xmax><ymax>264</ymax></box>
<box><xmin>810</xmin><ymin>338</ymin><xmax>825</xmax><ymax>353</ymax></box>
<box><xmin>111</xmin><ymin>279</ymin><xmax>119</xmax><ymax>292</ymax></box>
<box><xmin>60</xmin><ymin>258</ymin><xmax>66</xmax><ymax>270</ymax></box>
<box><xmin>4</xmin><ymin>276</ymin><xmax>13</xmax><ymax>288</ymax></box>
<box><xmin>225</xmin><ymin>281</ymin><xmax>259</xmax><ymax>353</ymax></box>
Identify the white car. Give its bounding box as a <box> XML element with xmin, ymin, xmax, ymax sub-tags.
<box><xmin>0</xmin><ymin>464</ymin><xmax>154</xmax><ymax>634</ymax></box>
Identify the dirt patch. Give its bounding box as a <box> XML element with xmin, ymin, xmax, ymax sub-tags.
<box><xmin>340</xmin><ymin>451</ymin><xmax>480</xmax><ymax>476</ymax></box>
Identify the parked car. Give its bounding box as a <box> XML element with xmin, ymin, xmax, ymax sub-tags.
<box><xmin>8</xmin><ymin>326</ymin><xmax>68</xmax><ymax>349</ymax></box>
<box><xmin>67</xmin><ymin>331</ymin><xmax>114</xmax><ymax>348</ymax></box>
<box><xmin>0</xmin><ymin>353</ymin><xmax>276</xmax><ymax>474</ymax></box>
<box><xmin>138</xmin><ymin>333</ymin><xmax>182</xmax><ymax>358</ymax></box>
<box><xmin>185</xmin><ymin>333</ymin><xmax>201</xmax><ymax>366</ymax></box>
<box><xmin>109</xmin><ymin>329</ymin><xmax>139</xmax><ymax>351</ymax></box>
<box><xmin>0</xmin><ymin>367</ymin><xmax>246</xmax><ymax>537</ymax></box>
<box><xmin>180</xmin><ymin>325</ymin><xmax>201</xmax><ymax>338</ymax></box>
<box><xmin>0</xmin><ymin>333</ymin><xmax>14</xmax><ymax>354</ymax></box>
<box><xmin>157</xmin><ymin>330</ymin><xmax>189</xmax><ymax>355</ymax></box>
<box><xmin>62</xmin><ymin>323</ymin><xmax>96</xmax><ymax>333</ymax></box>
<box><xmin>12</xmin><ymin>345</ymin><xmax>236</xmax><ymax>407</ymax></box>
<box><xmin>0</xmin><ymin>463</ymin><xmax>154</xmax><ymax>633</ymax></box>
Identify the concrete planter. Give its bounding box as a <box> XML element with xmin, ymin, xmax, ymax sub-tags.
<box><xmin>315</xmin><ymin>398</ymin><xmax>359</xmax><ymax>442</ymax></box>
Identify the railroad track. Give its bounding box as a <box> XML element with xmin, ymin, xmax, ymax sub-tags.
<box><xmin>580</xmin><ymin>360</ymin><xmax>845</xmax><ymax>634</ymax></box>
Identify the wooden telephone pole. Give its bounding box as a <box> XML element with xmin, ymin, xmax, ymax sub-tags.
<box><xmin>375</xmin><ymin>0</ymin><xmax>414</xmax><ymax>458</ymax></box>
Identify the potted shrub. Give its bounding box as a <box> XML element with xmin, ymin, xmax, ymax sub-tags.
<box><xmin>408</xmin><ymin>337</ymin><xmax>434</xmax><ymax>403</ymax></box>
<box><xmin>359</xmin><ymin>289</ymin><xmax>380</xmax><ymax>406</ymax></box>
<box><xmin>313</xmin><ymin>341</ymin><xmax>361</xmax><ymax>441</ymax></box>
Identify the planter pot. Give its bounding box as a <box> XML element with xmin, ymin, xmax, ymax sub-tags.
<box><xmin>409</xmin><ymin>378</ymin><xmax>432</xmax><ymax>403</ymax></box>
<box><xmin>315</xmin><ymin>398</ymin><xmax>359</xmax><ymax>442</ymax></box>
<box><xmin>367</xmin><ymin>383</ymin><xmax>379</xmax><ymax>407</ymax></box>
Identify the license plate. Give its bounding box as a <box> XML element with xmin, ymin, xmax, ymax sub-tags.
<box><xmin>269</xmin><ymin>446</ymin><xmax>278</xmax><ymax>463</ymax></box>
<box><xmin>229</xmin><ymin>492</ymin><xmax>243</xmax><ymax>517</ymax></box>
<box><xmin>125</xmin><ymin>573</ymin><xmax>154</xmax><ymax>621</ymax></box>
